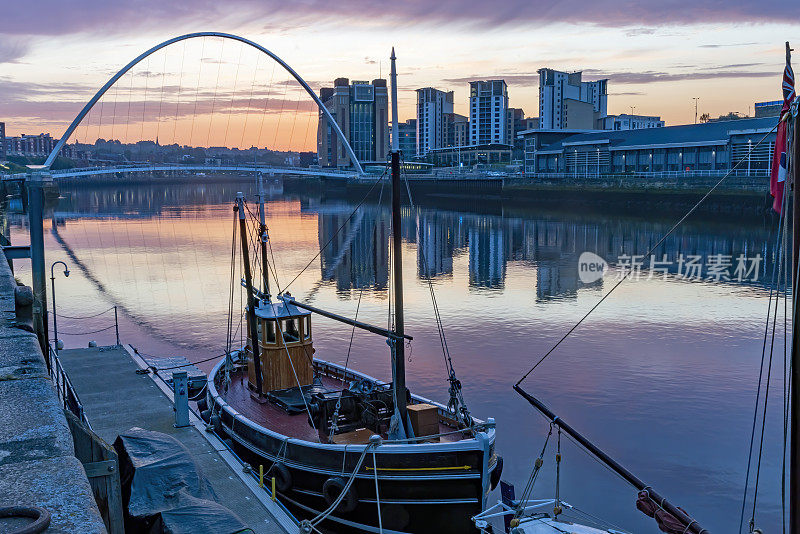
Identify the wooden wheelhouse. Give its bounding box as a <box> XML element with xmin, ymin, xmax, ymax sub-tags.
<box><xmin>247</xmin><ymin>300</ymin><xmax>314</xmax><ymax>395</ymax></box>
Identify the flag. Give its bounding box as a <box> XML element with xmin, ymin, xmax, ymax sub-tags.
<box><xmin>770</xmin><ymin>45</ymin><xmax>795</xmax><ymax>214</ymax></box>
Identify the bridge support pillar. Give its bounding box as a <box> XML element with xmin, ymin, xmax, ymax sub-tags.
<box><xmin>26</xmin><ymin>174</ymin><xmax>50</xmax><ymax>358</ymax></box>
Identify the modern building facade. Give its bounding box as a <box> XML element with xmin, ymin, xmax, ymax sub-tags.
<box><xmin>601</xmin><ymin>114</ymin><xmax>664</xmax><ymax>130</ymax></box>
<box><xmin>538</xmin><ymin>69</ymin><xmax>608</xmax><ymax>130</ymax></box>
<box><xmin>416</xmin><ymin>88</ymin><xmax>454</xmax><ymax>156</ymax></box>
<box><xmin>444</xmin><ymin>113</ymin><xmax>468</xmax><ymax>149</ymax></box>
<box><xmin>521</xmin><ymin>116</ymin><xmax>777</xmax><ymax>176</ymax></box>
<box><xmin>4</xmin><ymin>132</ymin><xmax>59</xmax><ymax>158</ymax></box>
<box><xmin>754</xmin><ymin>100</ymin><xmax>782</xmax><ymax>118</ymax></box>
<box><xmin>396</xmin><ymin>119</ymin><xmax>417</xmax><ymax>158</ymax></box>
<box><xmin>469</xmin><ymin>80</ymin><xmax>509</xmax><ymax>146</ymax></box>
<box><xmin>317</xmin><ymin>78</ymin><xmax>389</xmax><ymax>168</ymax></box>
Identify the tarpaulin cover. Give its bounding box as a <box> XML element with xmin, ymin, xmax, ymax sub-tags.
<box><xmin>113</xmin><ymin>429</ymin><xmax>247</xmax><ymax>534</ymax></box>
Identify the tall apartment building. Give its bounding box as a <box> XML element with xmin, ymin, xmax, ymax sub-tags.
<box><xmin>416</xmin><ymin>88</ymin><xmax>454</xmax><ymax>156</ymax></box>
<box><xmin>444</xmin><ymin>113</ymin><xmax>468</xmax><ymax>148</ymax></box>
<box><xmin>0</xmin><ymin>122</ymin><xmax>5</xmax><ymax>160</ymax></box>
<box><xmin>317</xmin><ymin>78</ymin><xmax>389</xmax><ymax>168</ymax></box>
<box><xmin>538</xmin><ymin>69</ymin><xmax>608</xmax><ymax>130</ymax></box>
<box><xmin>469</xmin><ymin>80</ymin><xmax>509</xmax><ymax>145</ymax></box>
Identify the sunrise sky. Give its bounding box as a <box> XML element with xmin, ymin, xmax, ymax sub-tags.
<box><xmin>1</xmin><ymin>1</ymin><xmax>797</xmax><ymax>151</ymax></box>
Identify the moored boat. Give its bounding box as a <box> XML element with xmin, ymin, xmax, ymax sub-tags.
<box><xmin>201</xmin><ymin>48</ymin><xmax>501</xmax><ymax>533</ymax></box>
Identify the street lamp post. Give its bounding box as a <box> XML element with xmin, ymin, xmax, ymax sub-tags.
<box><xmin>50</xmin><ymin>261</ymin><xmax>70</xmax><ymax>353</ymax></box>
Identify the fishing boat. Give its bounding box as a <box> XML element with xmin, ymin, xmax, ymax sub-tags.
<box><xmin>200</xmin><ymin>49</ymin><xmax>501</xmax><ymax>534</ymax></box>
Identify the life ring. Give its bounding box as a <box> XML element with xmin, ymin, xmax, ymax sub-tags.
<box><xmin>322</xmin><ymin>476</ymin><xmax>358</xmax><ymax>513</ymax></box>
<box><xmin>273</xmin><ymin>462</ymin><xmax>292</xmax><ymax>492</ymax></box>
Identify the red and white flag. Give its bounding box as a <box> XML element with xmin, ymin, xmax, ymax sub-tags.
<box><xmin>770</xmin><ymin>45</ymin><xmax>795</xmax><ymax>214</ymax></box>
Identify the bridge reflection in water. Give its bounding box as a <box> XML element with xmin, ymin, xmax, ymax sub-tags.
<box><xmin>4</xmin><ymin>178</ymin><xmax>784</xmax><ymax>533</ymax></box>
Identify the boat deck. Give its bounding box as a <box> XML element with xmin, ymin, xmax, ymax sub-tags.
<box><xmin>222</xmin><ymin>366</ymin><xmax>467</xmax><ymax>444</ymax></box>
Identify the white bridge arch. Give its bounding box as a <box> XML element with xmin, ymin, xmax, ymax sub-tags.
<box><xmin>44</xmin><ymin>32</ymin><xmax>364</xmax><ymax>175</ymax></box>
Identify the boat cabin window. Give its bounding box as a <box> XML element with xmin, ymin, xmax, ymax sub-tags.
<box><xmin>282</xmin><ymin>318</ymin><xmax>300</xmax><ymax>343</ymax></box>
<box><xmin>263</xmin><ymin>320</ymin><xmax>276</xmax><ymax>343</ymax></box>
<box><xmin>303</xmin><ymin>316</ymin><xmax>311</xmax><ymax>340</ymax></box>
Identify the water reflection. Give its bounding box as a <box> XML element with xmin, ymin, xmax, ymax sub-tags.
<box><xmin>8</xmin><ymin>179</ymin><xmax>783</xmax><ymax>533</ymax></box>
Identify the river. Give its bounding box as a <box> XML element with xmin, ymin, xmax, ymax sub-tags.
<box><xmin>9</xmin><ymin>177</ymin><xmax>787</xmax><ymax>533</ymax></box>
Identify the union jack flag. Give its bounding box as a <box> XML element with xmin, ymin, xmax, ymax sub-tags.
<box><xmin>771</xmin><ymin>44</ymin><xmax>795</xmax><ymax>214</ymax></box>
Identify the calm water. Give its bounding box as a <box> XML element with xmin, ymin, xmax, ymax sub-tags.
<box><xmin>9</xmin><ymin>179</ymin><xmax>788</xmax><ymax>533</ymax></box>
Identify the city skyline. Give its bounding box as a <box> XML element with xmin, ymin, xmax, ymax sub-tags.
<box><xmin>1</xmin><ymin>2</ymin><xmax>796</xmax><ymax>150</ymax></box>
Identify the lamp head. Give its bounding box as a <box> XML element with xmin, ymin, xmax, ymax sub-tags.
<box><xmin>64</xmin><ymin>269</ymin><xmax>70</xmax><ymax>278</ymax></box>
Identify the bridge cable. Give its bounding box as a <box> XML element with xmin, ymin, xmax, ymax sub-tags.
<box><xmin>171</xmin><ymin>40</ymin><xmax>187</xmax><ymax>146</ymax></box>
<box><xmin>206</xmin><ymin>38</ymin><xmax>225</xmax><ymax>149</ymax></box>
<box><xmin>223</xmin><ymin>42</ymin><xmax>244</xmax><ymax>149</ymax></box>
<box><xmin>516</xmin><ymin>122</ymin><xmax>780</xmax><ymax>386</ymax></box>
<box><xmin>140</xmin><ymin>55</ymin><xmax>150</xmax><ymax>143</ymax></box>
<box><xmin>124</xmin><ymin>66</ymin><xmax>134</xmax><ymax>145</ymax></box>
<box><xmin>240</xmin><ymin>52</ymin><xmax>261</xmax><ymax>150</ymax></box>
<box><xmin>155</xmin><ymin>47</ymin><xmax>168</xmax><ymax>143</ymax></box>
<box><xmin>256</xmin><ymin>59</ymin><xmax>277</xmax><ymax>151</ymax></box>
<box><xmin>272</xmin><ymin>71</ymin><xmax>291</xmax><ymax>150</ymax></box>
<box><xmin>188</xmin><ymin>36</ymin><xmax>207</xmax><ymax>147</ymax></box>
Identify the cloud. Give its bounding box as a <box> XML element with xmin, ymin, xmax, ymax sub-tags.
<box><xmin>0</xmin><ymin>40</ymin><xmax>30</xmax><ymax>64</ymax></box>
<box><xmin>2</xmin><ymin>1</ymin><xmax>797</xmax><ymax>37</ymax></box>
<box><xmin>583</xmin><ymin>68</ymin><xmax>775</xmax><ymax>84</ymax></box>
<box><xmin>442</xmin><ymin>74</ymin><xmax>541</xmax><ymax>85</ymax></box>
<box><xmin>699</xmin><ymin>42</ymin><xmax>760</xmax><ymax>48</ymax></box>
<box><xmin>625</xmin><ymin>27</ymin><xmax>656</xmax><ymax>37</ymax></box>
<box><xmin>0</xmin><ymin>76</ymin><xmax>318</xmax><ymax>130</ymax></box>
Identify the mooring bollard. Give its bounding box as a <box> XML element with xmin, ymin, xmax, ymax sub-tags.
<box><xmin>172</xmin><ymin>371</ymin><xmax>189</xmax><ymax>428</ymax></box>
<box><xmin>259</xmin><ymin>464</ymin><xmax>264</xmax><ymax>488</ymax></box>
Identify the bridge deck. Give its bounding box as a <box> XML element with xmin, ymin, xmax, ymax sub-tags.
<box><xmin>56</xmin><ymin>344</ymin><xmax>295</xmax><ymax>534</ymax></box>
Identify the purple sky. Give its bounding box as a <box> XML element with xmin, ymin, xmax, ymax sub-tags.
<box><xmin>1</xmin><ymin>1</ymin><xmax>796</xmax><ymax>148</ymax></box>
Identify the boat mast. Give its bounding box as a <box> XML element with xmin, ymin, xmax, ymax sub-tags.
<box><xmin>790</xmin><ymin>39</ymin><xmax>800</xmax><ymax>534</ymax></box>
<box><xmin>389</xmin><ymin>48</ymin><xmax>409</xmax><ymax>434</ymax></box>
<box><xmin>258</xmin><ymin>174</ymin><xmax>271</xmax><ymax>301</ymax></box>
<box><xmin>237</xmin><ymin>193</ymin><xmax>264</xmax><ymax>396</ymax></box>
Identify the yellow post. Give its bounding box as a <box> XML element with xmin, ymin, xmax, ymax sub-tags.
<box><xmin>271</xmin><ymin>476</ymin><xmax>276</xmax><ymax>501</ymax></box>
<box><xmin>259</xmin><ymin>464</ymin><xmax>264</xmax><ymax>488</ymax></box>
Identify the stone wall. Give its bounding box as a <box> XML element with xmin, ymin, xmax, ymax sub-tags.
<box><xmin>0</xmin><ymin>250</ymin><xmax>106</xmax><ymax>532</ymax></box>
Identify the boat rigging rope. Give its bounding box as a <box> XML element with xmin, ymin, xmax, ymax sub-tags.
<box><xmin>739</xmin><ymin>178</ymin><xmax>789</xmax><ymax>534</ymax></box>
<box><xmin>516</xmin><ymin>121</ymin><xmax>781</xmax><ymax>386</ymax></box>
<box><xmin>399</xmin><ymin>154</ymin><xmax>472</xmax><ymax>427</ymax></box>
<box><xmin>302</xmin><ymin>441</ymin><xmax>378</xmax><ymax>529</ymax></box>
<box><xmin>514</xmin><ymin>423</ymin><xmax>554</xmax><ymax>520</ymax></box>
<box><xmin>281</xmin><ymin>167</ymin><xmax>389</xmax><ymax>293</ymax></box>
<box><xmin>331</xmin><ymin>177</ymin><xmax>387</xmax><ymax>433</ymax></box>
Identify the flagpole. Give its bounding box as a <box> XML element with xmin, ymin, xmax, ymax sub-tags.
<box><xmin>787</xmin><ymin>38</ymin><xmax>799</xmax><ymax>534</ymax></box>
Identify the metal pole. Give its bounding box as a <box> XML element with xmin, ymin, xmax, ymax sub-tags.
<box><xmin>237</xmin><ymin>194</ymin><xmax>264</xmax><ymax>396</ymax></box>
<box><xmin>514</xmin><ymin>385</ymin><xmax>707</xmax><ymax>533</ymax></box>
<box><xmin>389</xmin><ymin>48</ymin><xmax>409</xmax><ymax>433</ymax></box>
<box><xmin>50</xmin><ymin>272</ymin><xmax>57</xmax><ymax>354</ymax></box>
<box><xmin>258</xmin><ymin>174</ymin><xmax>271</xmax><ymax>300</ymax></box>
<box><xmin>27</xmin><ymin>175</ymin><xmax>49</xmax><ymax>357</ymax></box>
<box><xmin>114</xmin><ymin>306</ymin><xmax>120</xmax><ymax>346</ymax></box>
<box><xmin>789</xmin><ymin>41</ymin><xmax>799</xmax><ymax>532</ymax></box>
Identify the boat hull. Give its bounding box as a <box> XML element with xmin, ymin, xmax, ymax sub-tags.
<box><xmin>205</xmin><ymin>358</ymin><xmax>499</xmax><ymax>533</ymax></box>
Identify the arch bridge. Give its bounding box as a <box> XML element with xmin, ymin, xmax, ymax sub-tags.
<box><xmin>40</xmin><ymin>32</ymin><xmax>366</xmax><ymax>180</ymax></box>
